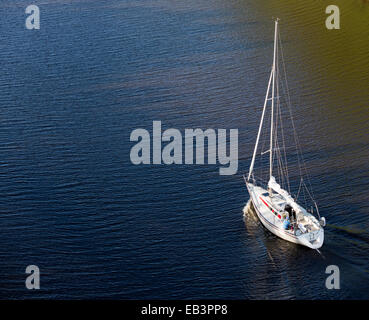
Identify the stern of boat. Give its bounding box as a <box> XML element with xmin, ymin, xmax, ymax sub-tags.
<box><xmin>299</xmin><ymin>227</ymin><xmax>324</xmax><ymax>249</ymax></box>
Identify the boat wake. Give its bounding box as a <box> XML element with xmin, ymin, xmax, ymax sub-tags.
<box><xmin>242</xmin><ymin>199</ymin><xmax>253</xmax><ymax>216</ymax></box>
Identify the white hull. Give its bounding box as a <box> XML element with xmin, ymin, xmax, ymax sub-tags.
<box><xmin>246</xmin><ymin>182</ymin><xmax>324</xmax><ymax>249</ymax></box>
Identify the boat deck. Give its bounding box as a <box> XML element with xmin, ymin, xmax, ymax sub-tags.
<box><xmin>249</xmin><ymin>184</ymin><xmax>319</xmax><ymax>235</ymax></box>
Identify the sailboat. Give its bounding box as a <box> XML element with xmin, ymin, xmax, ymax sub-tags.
<box><xmin>244</xmin><ymin>19</ymin><xmax>326</xmax><ymax>249</ymax></box>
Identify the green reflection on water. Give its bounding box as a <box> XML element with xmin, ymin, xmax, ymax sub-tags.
<box><xmin>239</xmin><ymin>0</ymin><xmax>368</xmax><ymax>166</ymax></box>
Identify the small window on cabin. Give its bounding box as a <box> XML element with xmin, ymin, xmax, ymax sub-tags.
<box><xmin>262</xmin><ymin>192</ymin><xmax>269</xmax><ymax>197</ymax></box>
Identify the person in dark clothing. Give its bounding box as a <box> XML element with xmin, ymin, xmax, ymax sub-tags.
<box><xmin>285</xmin><ymin>204</ymin><xmax>296</xmax><ymax>222</ymax></box>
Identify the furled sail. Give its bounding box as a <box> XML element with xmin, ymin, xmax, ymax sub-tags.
<box><xmin>268</xmin><ymin>176</ymin><xmax>301</xmax><ymax>214</ymax></box>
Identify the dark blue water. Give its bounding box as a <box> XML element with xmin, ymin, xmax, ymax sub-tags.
<box><xmin>1</xmin><ymin>0</ymin><xmax>368</xmax><ymax>299</ymax></box>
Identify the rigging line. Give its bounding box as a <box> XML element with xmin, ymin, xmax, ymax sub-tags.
<box><xmin>274</xmin><ymin>143</ymin><xmax>283</xmax><ymax>186</ymax></box>
<box><xmin>258</xmin><ymin>116</ymin><xmax>267</xmax><ymax>184</ymax></box>
<box><xmin>274</xmin><ymin>136</ymin><xmax>281</xmax><ymax>185</ymax></box>
<box><xmin>279</xmin><ymin>79</ymin><xmax>301</xmax><ymax>193</ymax></box>
<box><xmin>279</xmin><ymin>31</ymin><xmax>316</xmax><ymax>199</ymax></box>
<box><xmin>302</xmin><ymin>182</ymin><xmax>307</xmax><ymax>209</ymax></box>
<box><xmin>273</xmin><ymin>95</ymin><xmax>283</xmax><ymax>184</ymax></box>
<box><xmin>276</xmin><ymin>91</ymin><xmax>290</xmax><ymax>191</ymax></box>
<box><xmin>274</xmin><ymin>88</ymin><xmax>290</xmax><ymax>191</ymax></box>
<box><xmin>260</xmin><ymin>109</ymin><xmax>272</xmax><ymax>183</ymax></box>
<box><xmin>273</xmin><ymin>97</ymin><xmax>279</xmax><ymax>166</ymax></box>
<box><xmin>277</xmin><ymin>71</ymin><xmax>290</xmax><ymax>193</ymax></box>
<box><xmin>278</xmin><ymin>141</ymin><xmax>289</xmax><ymax>190</ymax></box>
<box><xmin>296</xmin><ymin>178</ymin><xmax>303</xmax><ymax>200</ymax></box>
<box><xmin>273</xmin><ymin>104</ymin><xmax>284</xmax><ymax>188</ymax></box>
<box><xmin>278</xmin><ymin>143</ymin><xmax>288</xmax><ymax>188</ymax></box>
<box><xmin>302</xmin><ymin>179</ymin><xmax>315</xmax><ymax>203</ymax></box>
<box><xmin>279</xmin><ymin>81</ymin><xmax>299</xmax><ymax>185</ymax></box>
<box><xmin>278</xmin><ymin>31</ymin><xmax>303</xmax><ymax>177</ymax></box>
<box><xmin>277</xmin><ymin>142</ymin><xmax>286</xmax><ymax>189</ymax></box>
<box><xmin>278</xmin><ymin>28</ymin><xmax>316</xmax><ymax>201</ymax></box>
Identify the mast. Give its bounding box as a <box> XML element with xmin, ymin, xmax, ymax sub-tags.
<box><xmin>247</xmin><ymin>19</ymin><xmax>280</xmax><ymax>184</ymax></box>
<box><xmin>269</xmin><ymin>18</ymin><xmax>278</xmax><ymax>194</ymax></box>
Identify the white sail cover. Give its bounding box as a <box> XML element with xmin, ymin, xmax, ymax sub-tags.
<box><xmin>268</xmin><ymin>176</ymin><xmax>301</xmax><ymax>213</ymax></box>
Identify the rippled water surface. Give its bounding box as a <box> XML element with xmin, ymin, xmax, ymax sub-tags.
<box><xmin>0</xmin><ymin>0</ymin><xmax>368</xmax><ymax>299</ymax></box>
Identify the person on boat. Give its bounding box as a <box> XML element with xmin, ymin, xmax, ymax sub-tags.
<box><xmin>284</xmin><ymin>204</ymin><xmax>296</xmax><ymax>222</ymax></box>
